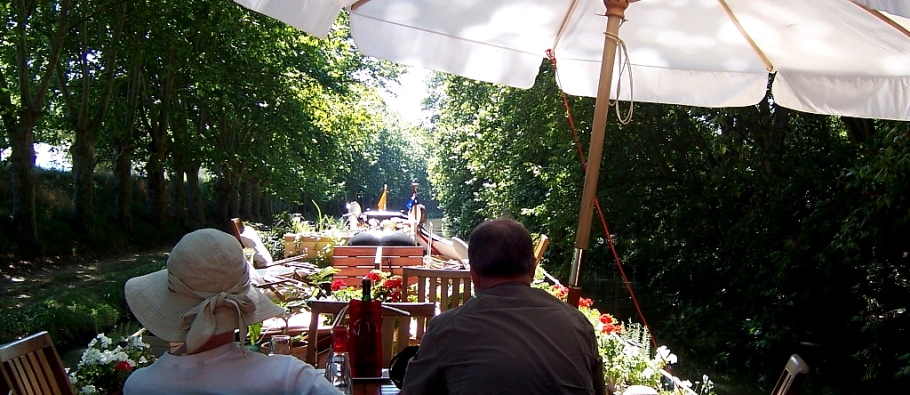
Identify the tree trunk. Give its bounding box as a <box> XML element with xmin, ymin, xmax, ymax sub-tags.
<box><xmin>65</xmin><ymin>3</ymin><xmax>125</xmax><ymax>242</ymax></box>
<box><xmin>251</xmin><ymin>180</ymin><xmax>262</xmax><ymax>220</ymax></box>
<box><xmin>240</xmin><ymin>177</ymin><xmax>252</xmax><ymax>221</ymax></box>
<box><xmin>185</xmin><ymin>163</ymin><xmax>205</xmax><ymax>229</ymax></box>
<box><xmin>260</xmin><ymin>187</ymin><xmax>271</xmax><ymax>220</ymax></box>
<box><xmin>71</xmin><ymin>128</ymin><xmax>95</xmax><ymax>239</ymax></box>
<box><xmin>113</xmin><ymin>136</ymin><xmax>134</xmax><ymax>232</ymax></box>
<box><xmin>171</xmin><ymin>165</ymin><xmax>187</xmax><ymax>226</ymax></box>
<box><xmin>146</xmin><ymin>115</ymin><xmax>169</xmax><ymax>226</ymax></box>
<box><xmin>113</xmin><ymin>55</ymin><xmax>142</xmax><ymax>233</ymax></box>
<box><xmin>215</xmin><ymin>166</ymin><xmax>234</xmax><ymax>231</ymax></box>
<box><xmin>843</xmin><ymin>117</ymin><xmax>876</xmax><ymax>144</ymax></box>
<box><xmin>146</xmin><ymin>160</ymin><xmax>168</xmax><ymax>227</ymax></box>
<box><xmin>9</xmin><ymin>120</ymin><xmax>40</xmax><ymax>254</ymax></box>
<box><xmin>229</xmin><ymin>170</ymin><xmax>241</xmax><ymax>220</ymax></box>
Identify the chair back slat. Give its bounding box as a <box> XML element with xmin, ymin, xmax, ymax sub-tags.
<box><xmin>332</xmin><ymin>246</ymin><xmax>424</xmax><ymax>287</ymax></box>
<box><xmin>533</xmin><ymin>234</ymin><xmax>549</xmax><ymax>266</ymax></box>
<box><xmin>0</xmin><ymin>331</ymin><xmax>76</xmax><ymax>395</ymax></box>
<box><xmin>379</xmin><ymin>303</ymin><xmax>435</xmax><ymax>366</ymax></box>
<box><xmin>402</xmin><ymin>267</ymin><xmax>473</xmax><ymax>314</ymax></box>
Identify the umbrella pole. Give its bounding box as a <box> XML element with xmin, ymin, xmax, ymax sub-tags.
<box><xmin>567</xmin><ymin>0</ymin><xmax>630</xmax><ymax>307</ymax></box>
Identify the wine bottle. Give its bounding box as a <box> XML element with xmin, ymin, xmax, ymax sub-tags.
<box><xmin>348</xmin><ymin>278</ymin><xmax>382</xmax><ymax>377</ymax></box>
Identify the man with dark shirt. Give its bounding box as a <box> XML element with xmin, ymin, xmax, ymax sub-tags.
<box><xmin>402</xmin><ymin>219</ymin><xmax>606</xmax><ymax>395</ymax></box>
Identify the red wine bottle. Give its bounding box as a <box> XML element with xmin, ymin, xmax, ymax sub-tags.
<box><xmin>348</xmin><ymin>278</ymin><xmax>381</xmax><ymax>377</ymax></box>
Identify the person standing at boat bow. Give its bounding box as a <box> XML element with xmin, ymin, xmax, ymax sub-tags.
<box><xmin>402</xmin><ymin>219</ymin><xmax>606</xmax><ymax>395</ymax></box>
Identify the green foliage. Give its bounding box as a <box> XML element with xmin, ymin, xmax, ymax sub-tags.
<box><xmin>425</xmin><ymin>68</ymin><xmax>910</xmax><ymax>392</ymax></box>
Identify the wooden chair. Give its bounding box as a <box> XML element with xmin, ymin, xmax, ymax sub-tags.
<box><xmin>402</xmin><ymin>267</ymin><xmax>473</xmax><ymax>315</ymax></box>
<box><xmin>378</xmin><ymin>302</ymin><xmax>435</xmax><ymax>366</ymax></box>
<box><xmin>533</xmin><ymin>234</ymin><xmax>549</xmax><ymax>266</ymax></box>
<box><xmin>305</xmin><ymin>300</ymin><xmax>435</xmax><ymax>368</ymax></box>
<box><xmin>770</xmin><ymin>354</ymin><xmax>810</xmax><ymax>395</ymax></box>
<box><xmin>230</xmin><ymin>217</ymin><xmax>245</xmax><ymax>244</ymax></box>
<box><xmin>0</xmin><ymin>331</ymin><xmax>76</xmax><ymax>395</ymax></box>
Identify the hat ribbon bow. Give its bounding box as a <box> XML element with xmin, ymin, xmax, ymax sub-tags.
<box><xmin>170</xmin><ymin>273</ymin><xmax>255</xmax><ymax>354</ymax></box>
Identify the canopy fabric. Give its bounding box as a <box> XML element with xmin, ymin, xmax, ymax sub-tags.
<box><xmin>853</xmin><ymin>0</ymin><xmax>910</xmax><ymax>18</ymax></box>
<box><xmin>235</xmin><ymin>0</ymin><xmax>910</xmax><ymax>121</ymax></box>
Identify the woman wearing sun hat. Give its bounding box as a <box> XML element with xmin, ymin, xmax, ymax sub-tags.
<box><xmin>122</xmin><ymin>228</ymin><xmax>337</xmax><ymax>394</ymax></box>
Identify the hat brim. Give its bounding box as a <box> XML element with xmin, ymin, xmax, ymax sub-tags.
<box><xmin>125</xmin><ymin>269</ymin><xmax>285</xmax><ymax>343</ymax></box>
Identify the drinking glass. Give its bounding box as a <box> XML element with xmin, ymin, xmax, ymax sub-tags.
<box><xmin>269</xmin><ymin>335</ymin><xmax>292</xmax><ymax>355</ymax></box>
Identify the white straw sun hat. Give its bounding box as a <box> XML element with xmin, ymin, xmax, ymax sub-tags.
<box><xmin>125</xmin><ymin>229</ymin><xmax>284</xmax><ymax>354</ymax></box>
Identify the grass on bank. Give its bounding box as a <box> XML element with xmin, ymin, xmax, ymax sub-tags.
<box><xmin>0</xmin><ymin>249</ymin><xmax>169</xmax><ymax>355</ymax></box>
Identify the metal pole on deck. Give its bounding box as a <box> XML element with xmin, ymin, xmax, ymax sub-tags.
<box><xmin>567</xmin><ymin>0</ymin><xmax>630</xmax><ymax>307</ymax></box>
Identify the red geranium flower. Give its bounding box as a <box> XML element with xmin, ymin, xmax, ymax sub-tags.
<box><xmin>579</xmin><ymin>298</ymin><xmax>593</xmax><ymax>308</ymax></box>
<box><xmin>383</xmin><ymin>278</ymin><xmax>402</xmax><ymax>289</ymax></box>
<box><xmin>114</xmin><ymin>361</ymin><xmax>132</xmax><ymax>372</ymax></box>
<box><xmin>330</xmin><ymin>279</ymin><xmax>345</xmax><ymax>292</ymax></box>
<box><xmin>366</xmin><ymin>271</ymin><xmax>383</xmax><ymax>282</ymax></box>
<box><xmin>599</xmin><ymin>314</ymin><xmax>614</xmax><ymax>324</ymax></box>
<box><xmin>389</xmin><ymin>290</ymin><xmax>402</xmax><ymax>302</ymax></box>
<box><xmin>555</xmin><ymin>286</ymin><xmax>569</xmax><ymax>299</ymax></box>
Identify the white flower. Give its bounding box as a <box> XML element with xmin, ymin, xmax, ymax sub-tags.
<box><xmin>656</xmin><ymin>346</ymin><xmax>678</xmax><ymax>364</ymax></box>
<box><xmin>79</xmin><ymin>348</ymin><xmax>103</xmax><ymax>366</ymax></box>
<box><xmin>622</xmin><ymin>344</ymin><xmax>640</xmax><ymax>357</ymax></box>
<box><xmin>81</xmin><ymin>385</ymin><xmax>97</xmax><ymax>394</ymax></box>
<box><xmin>98</xmin><ymin>334</ymin><xmax>112</xmax><ymax>348</ymax></box>
<box><xmin>129</xmin><ymin>336</ymin><xmax>149</xmax><ymax>349</ymax></box>
<box><xmin>681</xmin><ymin>380</ymin><xmax>692</xmax><ymax>388</ymax></box>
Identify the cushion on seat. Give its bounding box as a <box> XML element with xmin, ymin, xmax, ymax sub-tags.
<box><xmin>239</xmin><ymin>226</ymin><xmax>274</xmax><ymax>268</ymax></box>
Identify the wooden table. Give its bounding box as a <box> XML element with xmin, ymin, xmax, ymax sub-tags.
<box><xmin>352</xmin><ymin>379</ymin><xmax>400</xmax><ymax>395</ymax></box>
<box><xmin>317</xmin><ymin>368</ymin><xmax>400</xmax><ymax>394</ymax></box>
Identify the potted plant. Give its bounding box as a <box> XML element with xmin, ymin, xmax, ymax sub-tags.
<box><xmin>68</xmin><ymin>331</ymin><xmax>156</xmax><ymax>395</ymax></box>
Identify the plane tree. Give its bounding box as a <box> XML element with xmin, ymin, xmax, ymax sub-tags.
<box><xmin>0</xmin><ymin>0</ymin><xmax>74</xmax><ymax>254</ymax></box>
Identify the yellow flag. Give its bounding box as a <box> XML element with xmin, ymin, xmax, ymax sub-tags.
<box><xmin>377</xmin><ymin>185</ymin><xmax>388</xmax><ymax>211</ymax></box>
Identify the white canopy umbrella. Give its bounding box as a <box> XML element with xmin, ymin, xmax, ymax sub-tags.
<box><xmin>852</xmin><ymin>0</ymin><xmax>910</xmax><ymax>17</ymax></box>
<box><xmin>235</xmin><ymin>0</ymin><xmax>910</xmax><ymax>303</ymax></box>
<box><xmin>236</xmin><ymin>0</ymin><xmax>910</xmax><ymax>120</ymax></box>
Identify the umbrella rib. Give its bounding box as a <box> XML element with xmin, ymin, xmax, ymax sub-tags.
<box><xmin>553</xmin><ymin>0</ymin><xmax>584</xmax><ymax>51</ymax></box>
<box><xmin>716</xmin><ymin>0</ymin><xmax>774</xmax><ymax>72</ymax></box>
<box><xmin>350</xmin><ymin>0</ymin><xmax>374</xmax><ymax>12</ymax></box>
<box><xmin>854</xmin><ymin>3</ymin><xmax>910</xmax><ymax>39</ymax></box>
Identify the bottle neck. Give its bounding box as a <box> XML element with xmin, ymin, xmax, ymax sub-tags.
<box><xmin>362</xmin><ymin>278</ymin><xmax>372</xmax><ymax>302</ymax></box>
